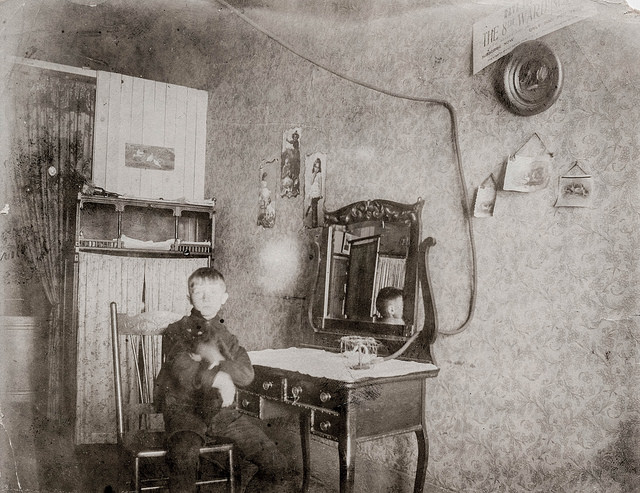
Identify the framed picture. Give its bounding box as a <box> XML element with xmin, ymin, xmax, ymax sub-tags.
<box><xmin>342</xmin><ymin>233</ymin><xmax>354</xmax><ymax>255</ymax></box>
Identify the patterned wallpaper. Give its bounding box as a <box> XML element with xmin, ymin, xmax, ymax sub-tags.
<box><xmin>203</xmin><ymin>3</ymin><xmax>639</xmax><ymax>493</ymax></box>
<box><xmin>3</xmin><ymin>0</ymin><xmax>638</xmax><ymax>491</ymax></box>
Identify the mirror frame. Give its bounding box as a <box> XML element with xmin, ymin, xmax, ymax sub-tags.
<box><xmin>306</xmin><ymin>198</ymin><xmax>437</xmax><ymax>363</ymax></box>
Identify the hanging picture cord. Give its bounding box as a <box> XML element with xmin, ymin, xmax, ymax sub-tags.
<box><xmin>511</xmin><ymin>132</ymin><xmax>554</xmax><ymax>160</ymax></box>
<box><xmin>565</xmin><ymin>161</ymin><xmax>588</xmax><ymax>176</ymax></box>
<box><xmin>214</xmin><ymin>0</ymin><xmax>477</xmax><ymax>337</ymax></box>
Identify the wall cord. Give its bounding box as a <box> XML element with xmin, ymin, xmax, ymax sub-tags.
<box><xmin>214</xmin><ymin>0</ymin><xmax>477</xmax><ymax>336</ymax></box>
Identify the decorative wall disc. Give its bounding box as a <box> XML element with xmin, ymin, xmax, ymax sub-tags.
<box><xmin>494</xmin><ymin>40</ymin><xmax>563</xmax><ymax>116</ymax></box>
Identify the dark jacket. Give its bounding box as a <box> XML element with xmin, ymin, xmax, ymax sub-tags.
<box><xmin>154</xmin><ymin>309</ymin><xmax>254</xmax><ymax>439</ymax></box>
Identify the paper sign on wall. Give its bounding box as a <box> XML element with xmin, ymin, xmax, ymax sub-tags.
<box><xmin>472</xmin><ymin>0</ymin><xmax>595</xmax><ymax>74</ymax></box>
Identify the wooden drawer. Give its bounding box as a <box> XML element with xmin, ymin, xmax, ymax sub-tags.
<box><xmin>285</xmin><ymin>376</ymin><xmax>344</xmax><ymax>412</ymax></box>
<box><xmin>311</xmin><ymin>409</ymin><xmax>341</xmax><ymax>441</ymax></box>
<box><xmin>236</xmin><ymin>390</ymin><xmax>260</xmax><ymax>417</ymax></box>
<box><xmin>246</xmin><ymin>366</ymin><xmax>283</xmax><ymax>400</ymax></box>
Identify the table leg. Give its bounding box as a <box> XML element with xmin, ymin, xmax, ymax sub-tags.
<box><xmin>413</xmin><ymin>428</ymin><xmax>429</xmax><ymax>493</ymax></box>
<box><xmin>338</xmin><ymin>434</ymin><xmax>356</xmax><ymax>493</ymax></box>
<box><xmin>300</xmin><ymin>411</ymin><xmax>311</xmax><ymax>493</ymax></box>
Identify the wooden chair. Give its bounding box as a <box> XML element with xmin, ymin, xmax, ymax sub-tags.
<box><xmin>109</xmin><ymin>301</ymin><xmax>236</xmax><ymax>492</ymax></box>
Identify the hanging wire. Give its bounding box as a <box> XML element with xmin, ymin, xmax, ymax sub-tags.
<box><xmin>213</xmin><ymin>0</ymin><xmax>477</xmax><ymax>336</ymax></box>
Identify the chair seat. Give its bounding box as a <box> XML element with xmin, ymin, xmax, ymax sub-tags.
<box><xmin>122</xmin><ymin>431</ymin><xmax>166</xmax><ymax>456</ymax></box>
<box><xmin>123</xmin><ymin>430</ymin><xmax>234</xmax><ymax>456</ymax></box>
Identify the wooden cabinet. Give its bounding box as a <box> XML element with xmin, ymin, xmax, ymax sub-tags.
<box><xmin>75</xmin><ymin>193</ymin><xmax>215</xmax><ymax>257</ymax></box>
<box><xmin>71</xmin><ymin>193</ymin><xmax>215</xmax><ymax>444</ymax></box>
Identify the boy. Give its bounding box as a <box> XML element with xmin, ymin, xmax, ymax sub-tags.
<box><xmin>375</xmin><ymin>286</ymin><xmax>404</xmax><ymax>324</ymax></box>
<box><xmin>155</xmin><ymin>267</ymin><xmax>296</xmax><ymax>493</ymax></box>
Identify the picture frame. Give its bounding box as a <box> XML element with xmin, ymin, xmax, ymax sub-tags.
<box><xmin>342</xmin><ymin>233</ymin><xmax>353</xmax><ymax>255</ymax></box>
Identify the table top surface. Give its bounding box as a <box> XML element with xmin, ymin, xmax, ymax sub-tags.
<box><xmin>248</xmin><ymin>347</ymin><xmax>439</xmax><ymax>383</ymax></box>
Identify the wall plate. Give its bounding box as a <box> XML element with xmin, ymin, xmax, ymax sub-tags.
<box><xmin>494</xmin><ymin>40</ymin><xmax>564</xmax><ymax>116</ymax></box>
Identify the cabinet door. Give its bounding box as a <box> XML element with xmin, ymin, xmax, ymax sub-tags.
<box><xmin>93</xmin><ymin>71</ymin><xmax>208</xmax><ymax>202</ymax></box>
<box><xmin>74</xmin><ymin>253</ymin><xmax>207</xmax><ymax>444</ymax></box>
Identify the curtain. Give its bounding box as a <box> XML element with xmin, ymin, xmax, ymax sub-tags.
<box><xmin>7</xmin><ymin>66</ymin><xmax>95</xmax><ymax>422</ymax></box>
<box><xmin>372</xmin><ymin>256</ymin><xmax>406</xmax><ymax>316</ymax></box>
<box><xmin>75</xmin><ymin>253</ymin><xmax>206</xmax><ymax>444</ymax></box>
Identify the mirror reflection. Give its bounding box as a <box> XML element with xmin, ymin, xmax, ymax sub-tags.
<box><xmin>308</xmin><ymin>198</ymin><xmax>436</xmax><ymax>363</ymax></box>
<box><xmin>308</xmin><ymin>198</ymin><xmax>425</xmax><ymax>341</ymax></box>
<box><xmin>327</xmin><ymin>221</ymin><xmax>411</xmax><ymax>325</ymax></box>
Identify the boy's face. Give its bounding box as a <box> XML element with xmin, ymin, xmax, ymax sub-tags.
<box><xmin>386</xmin><ymin>296</ymin><xmax>403</xmax><ymax>319</ymax></box>
<box><xmin>189</xmin><ymin>279</ymin><xmax>228</xmax><ymax>320</ymax></box>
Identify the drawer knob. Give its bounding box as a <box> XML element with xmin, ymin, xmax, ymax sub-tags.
<box><xmin>319</xmin><ymin>391</ymin><xmax>331</xmax><ymax>403</ymax></box>
<box><xmin>262</xmin><ymin>381</ymin><xmax>273</xmax><ymax>391</ymax></box>
<box><xmin>319</xmin><ymin>421</ymin><xmax>331</xmax><ymax>432</ymax></box>
<box><xmin>241</xmin><ymin>399</ymin><xmax>250</xmax><ymax>408</ymax></box>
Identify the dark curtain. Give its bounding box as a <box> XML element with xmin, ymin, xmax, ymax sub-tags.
<box><xmin>6</xmin><ymin>65</ymin><xmax>95</xmax><ymax>423</ymax></box>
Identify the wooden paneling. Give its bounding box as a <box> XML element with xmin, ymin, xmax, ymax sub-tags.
<box><xmin>93</xmin><ymin>71</ymin><xmax>208</xmax><ymax>201</ymax></box>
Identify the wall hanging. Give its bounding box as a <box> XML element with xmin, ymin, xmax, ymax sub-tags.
<box><xmin>555</xmin><ymin>162</ymin><xmax>594</xmax><ymax>208</ymax></box>
<box><xmin>494</xmin><ymin>40</ymin><xmax>564</xmax><ymax>116</ymax></box>
<box><xmin>281</xmin><ymin>127</ymin><xmax>301</xmax><ymax>198</ymax></box>
<box><xmin>303</xmin><ymin>152</ymin><xmax>326</xmax><ymax>228</ymax></box>
<box><xmin>474</xmin><ymin>174</ymin><xmax>497</xmax><ymax>217</ymax></box>
<box><xmin>503</xmin><ymin>133</ymin><xmax>553</xmax><ymax>192</ymax></box>
<box><xmin>258</xmin><ymin>158</ymin><xmax>278</xmax><ymax>228</ymax></box>
<box><xmin>125</xmin><ymin>144</ymin><xmax>175</xmax><ymax>171</ymax></box>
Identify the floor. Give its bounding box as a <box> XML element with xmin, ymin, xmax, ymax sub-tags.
<box><xmin>2</xmin><ymin>400</ymin><xmax>450</xmax><ymax>493</ymax></box>
<box><xmin>0</xmin><ymin>401</ymin><xmax>330</xmax><ymax>493</ymax></box>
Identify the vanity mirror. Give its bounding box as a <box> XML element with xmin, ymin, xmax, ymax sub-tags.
<box><xmin>307</xmin><ymin>198</ymin><xmax>437</xmax><ymax>363</ymax></box>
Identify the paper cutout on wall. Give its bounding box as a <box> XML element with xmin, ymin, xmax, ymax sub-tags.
<box><xmin>303</xmin><ymin>152</ymin><xmax>326</xmax><ymax>228</ymax></box>
<box><xmin>281</xmin><ymin>128</ymin><xmax>301</xmax><ymax>198</ymax></box>
<box><xmin>474</xmin><ymin>174</ymin><xmax>497</xmax><ymax>217</ymax></box>
<box><xmin>125</xmin><ymin>143</ymin><xmax>175</xmax><ymax>170</ymax></box>
<box><xmin>503</xmin><ymin>133</ymin><xmax>553</xmax><ymax>192</ymax></box>
<box><xmin>555</xmin><ymin>162</ymin><xmax>594</xmax><ymax>208</ymax></box>
<box><xmin>258</xmin><ymin>159</ymin><xmax>278</xmax><ymax>228</ymax></box>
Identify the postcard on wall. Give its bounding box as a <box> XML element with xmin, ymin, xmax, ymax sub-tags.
<box><xmin>474</xmin><ymin>174</ymin><xmax>497</xmax><ymax>217</ymax></box>
<box><xmin>503</xmin><ymin>155</ymin><xmax>550</xmax><ymax>192</ymax></box>
<box><xmin>303</xmin><ymin>152</ymin><xmax>326</xmax><ymax>229</ymax></box>
<box><xmin>555</xmin><ymin>163</ymin><xmax>594</xmax><ymax>208</ymax></box>
<box><xmin>258</xmin><ymin>159</ymin><xmax>279</xmax><ymax>228</ymax></box>
<box><xmin>125</xmin><ymin>143</ymin><xmax>175</xmax><ymax>170</ymax></box>
<box><xmin>281</xmin><ymin>127</ymin><xmax>301</xmax><ymax>198</ymax></box>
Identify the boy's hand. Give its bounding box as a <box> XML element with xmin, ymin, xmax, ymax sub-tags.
<box><xmin>195</xmin><ymin>341</ymin><xmax>226</xmax><ymax>366</ymax></box>
<box><xmin>211</xmin><ymin>371</ymin><xmax>236</xmax><ymax>407</ymax></box>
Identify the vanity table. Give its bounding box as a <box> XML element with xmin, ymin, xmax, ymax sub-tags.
<box><xmin>237</xmin><ymin>348</ymin><xmax>439</xmax><ymax>493</ymax></box>
<box><xmin>239</xmin><ymin>198</ymin><xmax>440</xmax><ymax>492</ymax></box>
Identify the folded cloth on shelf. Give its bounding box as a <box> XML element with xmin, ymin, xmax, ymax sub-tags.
<box><xmin>120</xmin><ymin>234</ymin><xmax>174</xmax><ymax>250</ymax></box>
